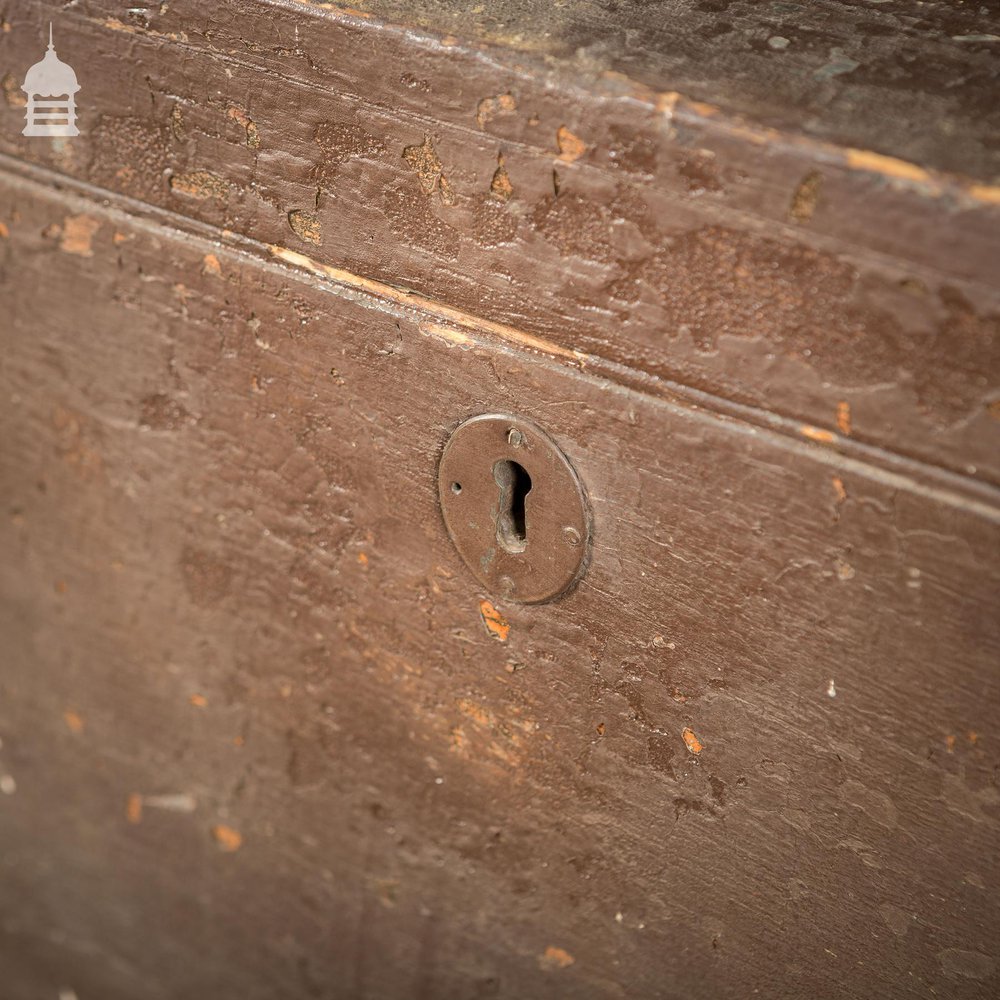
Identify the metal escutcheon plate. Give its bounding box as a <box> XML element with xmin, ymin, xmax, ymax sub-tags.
<box><xmin>438</xmin><ymin>413</ymin><xmax>591</xmax><ymax>604</ymax></box>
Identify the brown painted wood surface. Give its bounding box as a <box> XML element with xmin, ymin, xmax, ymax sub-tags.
<box><xmin>1</xmin><ymin>2</ymin><xmax>999</xmax><ymax>998</ymax></box>
<box><xmin>2</xmin><ymin>1</ymin><xmax>999</xmax><ymax>485</ymax></box>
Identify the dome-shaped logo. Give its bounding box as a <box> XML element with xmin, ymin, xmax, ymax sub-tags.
<box><xmin>21</xmin><ymin>24</ymin><xmax>80</xmax><ymax>138</ymax></box>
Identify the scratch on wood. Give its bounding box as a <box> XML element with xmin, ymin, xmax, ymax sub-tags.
<box><xmin>844</xmin><ymin>149</ymin><xmax>930</xmax><ymax>185</ymax></box>
<box><xmin>268</xmin><ymin>245</ymin><xmax>590</xmax><ymax>364</ymax></box>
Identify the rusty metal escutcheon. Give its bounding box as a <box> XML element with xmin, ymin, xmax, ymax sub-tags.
<box><xmin>437</xmin><ymin>414</ymin><xmax>591</xmax><ymax>604</ymax></box>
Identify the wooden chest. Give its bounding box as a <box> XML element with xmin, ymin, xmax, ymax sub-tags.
<box><xmin>2</xmin><ymin>2</ymin><xmax>999</xmax><ymax>997</ymax></box>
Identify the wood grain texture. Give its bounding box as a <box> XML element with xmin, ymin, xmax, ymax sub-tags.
<box><xmin>304</xmin><ymin>0</ymin><xmax>1000</xmax><ymax>183</ymax></box>
<box><xmin>2</xmin><ymin>2</ymin><xmax>1000</xmax><ymax>997</ymax></box>
<box><xmin>2</xmin><ymin>161</ymin><xmax>999</xmax><ymax>999</ymax></box>
<box><xmin>1</xmin><ymin>0</ymin><xmax>999</xmax><ymax>487</ymax></box>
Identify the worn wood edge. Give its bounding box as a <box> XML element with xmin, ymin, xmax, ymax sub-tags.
<box><xmin>76</xmin><ymin>0</ymin><xmax>1000</xmax><ymax>232</ymax></box>
<box><xmin>268</xmin><ymin>0</ymin><xmax>1000</xmax><ymax>209</ymax></box>
<box><xmin>655</xmin><ymin>92</ymin><xmax>1000</xmax><ymax>209</ymax></box>
<box><xmin>30</xmin><ymin>0</ymin><xmax>1000</xmax><ymax>308</ymax></box>
<box><xmin>5</xmin><ymin>153</ymin><xmax>999</xmax><ymax>526</ymax></box>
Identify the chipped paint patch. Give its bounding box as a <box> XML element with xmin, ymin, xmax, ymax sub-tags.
<box><xmin>63</xmin><ymin>710</ymin><xmax>85</xmax><ymax>734</ymax></box>
<box><xmin>288</xmin><ymin>209</ymin><xmax>322</xmax><ymax>245</ymax></box>
<box><xmin>479</xmin><ymin>600</ymin><xmax>510</xmax><ymax>641</ymax></box>
<box><xmin>655</xmin><ymin>90</ymin><xmax>683</xmax><ymax>121</ymax></box>
<box><xmin>457</xmin><ymin>699</ymin><xmax>495</xmax><ymax>728</ymax></box>
<box><xmin>556</xmin><ymin>126</ymin><xmax>586</xmax><ymax>162</ymax></box>
<box><xmin>682</xmin><ymin>727</ymin><xmax>703</xmax><ymax>754</ymax></box>
<box><xmin>202</xmin><ymin>253</ymin><xmax>222</xmax><ymax>277</ymax></box>
<box><xmin>490</xmin><ymin>152</ymin><xmax>513</xmax><ymax>201</ymax></box>
<box><xmin>211</xmin><ymin>824</ymin><xmax>243</xmax><ymax>852</ymax></box>
<box><xmin>189</xmin><ymin>693</ymin><xmax>207</xmax><ymax>708</ymax></box>
<box><xmin>835</xmin><ymin>558</ymin><xmax>855</xmax><ymax>581</ymax></box>
<box><xmin>836</xmin><ymin>401</ymin><xmax>852</xmax><ymax>436</ymax></box>
<box><xmin>0</xmin><ymin>221</ymin><xmax>8</xmax><ymax>239</ymax></box>
<box><xmin>169</xmin><ymin>170</ymin><xmax>230</xmax><ymax>201</ymax></box>
<box><xmin>227</xmin><ymin>106</ymin><xmax>260</xmax><ymax>148</ymax></box>
<box><xmin>126</xmin><ymin>793</ymin><xmax>143</xmax><ymax>824</ymax></box>
<box><xmin>539</xmin><ymin>946</ymin><xmax>575</xmax><ymax>970</ymax></box>
<box><xmin>59</xmin><ymin>214</ymin><xmax>100</xmax><ymax>258</ymax></box>
<box><xmin>402</xmin><ymin>135</ymin><xmax>454</xmax><ymax>204</ymax></box>
<box><xmin>790</xmin><ymin>171</ymin><xmax>822</xmax><ymax>222</ymax></box>
<box><xmin>832</xmin><ymin>475</ymin><xmax>848</xmax><ymax>522</ymax></box>
<box><xmin>170</xmin><ymin>104</ymin><xmax>185</xmax><ymax>140</ymax></box>
<box><xmin>476</xmin><ymin>92</ymin><xmax>516</xmax><ymax>128</ymax></box>
<box><xmin>101</xmin><ymin>16</ymin><xmax>188</xmax><ymax>42</ymax></box>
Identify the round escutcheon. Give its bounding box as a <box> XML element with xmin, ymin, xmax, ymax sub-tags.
<box><xmin>438</xmin><ymin>414</ymin><xmax>591</xmax><ymax>604</ymax></box>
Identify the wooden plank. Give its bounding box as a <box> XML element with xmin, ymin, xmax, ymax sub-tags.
<box><xmin>1</xmin><ymin>1</ymin><xmax>998</xmax><ymax>486</ymax></box>
<box><xmin>2</xmin><ymin>165</ymin><xmax>998</xmax><ymax>999</ymax></box>
<box><xmin>296</xmin><ymin>0</ymin><xmax>1000</xmax><ymax>184</ymax></box>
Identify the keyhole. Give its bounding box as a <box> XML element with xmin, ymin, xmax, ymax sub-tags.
<box><xmin>493</xmin><ymin>459</ymin><xmax>532</xmax><ymax>554</ymax></box>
